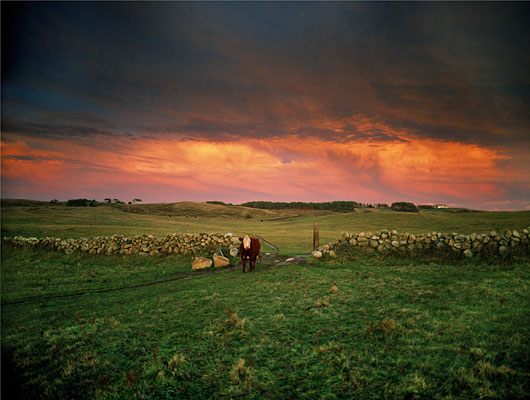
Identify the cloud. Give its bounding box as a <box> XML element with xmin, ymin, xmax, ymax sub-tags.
<box><xmin>4</xmin><ymin>2</ymin><xmax>529</xmax><ymax>151</ymax></box>
<box><xmin>2</xmin><ymin>133</ymin><xmax>522</xmax><ymax>209</ymax></box>
<box><xmin>1</xmin><ymin>2</ymin><xmax>529</xmax><ymax>208</ymax></box>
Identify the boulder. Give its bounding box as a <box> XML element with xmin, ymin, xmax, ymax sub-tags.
<box><xmin>192</xmin><ymin>257</ymin><xmax>212</xmax><ymax>270</ymax></box>
<box><xmin>229</xmin><ymin>247</ymin><xmax>239</xmax><ymax>257</ymax></box>
<box><xmin>463</xmin><ymin>249</ymin><xmax>473</xmax><ymax>258</ymax></box>
<box><xmin>312</xmin><ymin>250</ymin><xmax>322</xmax><ymax>259</ymax></box>
<box><xmin>213</xmin><ymin>255</ymin><xmax>230</xmax><ymax>268</ymax></box>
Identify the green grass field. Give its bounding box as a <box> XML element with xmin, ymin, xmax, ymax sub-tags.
<box><xmin>2</xmin><ymin>201</ymin><xmax>530</xmax><ymax>399</ymax></box>
<box><xmin>2</xmin><ymin>200</ymin><xmax>530</xmax><ymax>254</ymax></box>
<box><xmin>2</xmin><ymin>248</ymin><xmax>529</xmax><ymax>399</ymax></box>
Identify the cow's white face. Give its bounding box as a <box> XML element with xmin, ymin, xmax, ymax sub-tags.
<box><xmin>243</xmin><ymin>235</ymin><xmax>251</xmax><ymax>250</ymax></box>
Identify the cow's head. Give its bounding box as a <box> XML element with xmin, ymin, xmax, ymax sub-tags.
<box><xmin>241</xmin><ymin>235</ymin><xmax>251</xmax><ymax>250</ymax></box>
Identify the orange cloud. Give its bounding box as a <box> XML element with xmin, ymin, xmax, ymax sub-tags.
<box><xmin>0</xmin><ymin>129</ymin><xmax>514</xmax><ymax>207</ymax></box>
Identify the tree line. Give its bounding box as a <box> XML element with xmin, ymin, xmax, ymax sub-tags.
<box><xmin>64</xmin><ymin>199</ymin><xmax>422</xmax><ymax>212</ymax></box>
<box><xmin>239</xmin><ymin>201</ymin><xmax>395</xmax><ymax>212</ymax></box>
<box><xmin>237</xmin><ymin>201</ymin><xmax>423</xmax><ymax>212</ymax></box>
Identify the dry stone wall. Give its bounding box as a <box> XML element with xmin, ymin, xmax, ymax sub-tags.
<box><xmin>318</xmin><ymin>227</ymin><xmax>530</xmax><ymax>258</ymax></box>
<box><xmin>3</xmin><ymin>232</ymin><xmax>242</xmax><ymax>257</ymax></box>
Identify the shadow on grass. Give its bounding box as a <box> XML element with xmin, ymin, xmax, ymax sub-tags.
<box><xmin>2</xmin><ymin>348</ymin><xmax>33</xmax><ymax>400</ymax></box>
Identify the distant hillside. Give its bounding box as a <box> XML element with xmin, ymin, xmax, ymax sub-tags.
<box><xmin>0</xmin><ymin>199</ymin><xmax>334</xmax><ymax>220</ymax></box>
<box><xmin>111</xmin><ymin>201</ymin><xmax>314</xmax><ymax>219</ymax></box>
<box><xmin>0</xmin><ymin>199</ymin><xmax>479</xmax><ymax>214</ymax></box>
<box><xmin>433</xmin><ymin>207</ymin><xmax>480</xmax><ymax>213</ymax></box>
<box><xmin>1</xmin><ymin>199</ymin><xmax>51</xmax><ymax>207</ymax></box>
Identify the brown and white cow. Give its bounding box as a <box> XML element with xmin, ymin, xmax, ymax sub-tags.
<box><xmin>239</xmin><ymin>235</ymin><xmax>261</xmax><ymax>273</ymax></box>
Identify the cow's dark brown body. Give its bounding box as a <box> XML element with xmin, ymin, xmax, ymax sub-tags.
<box><xmin>239</xmin><ymin>236</ymin><xmax>261</xmax><ymax>273</ymax></box>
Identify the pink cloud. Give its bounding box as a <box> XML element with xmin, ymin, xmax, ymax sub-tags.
<box><xmin>1</xmin><ymin>127</ymin><xmax>516</xmax><ymax>209</ymax></box>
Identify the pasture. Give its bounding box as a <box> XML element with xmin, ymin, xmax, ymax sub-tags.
<box><xmin>2</xmin><ymin>201</ymin><xmax>530</xmax><ymax>399</ymax></box>
<box><xmin>2</xmin><ymin>200</ymin><xmax>530</xmax><ymax>254</ymax></box>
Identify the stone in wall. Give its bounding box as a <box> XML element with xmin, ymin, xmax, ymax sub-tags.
<box><xmin>318</xmin><ymin>227</ymin><xmax>530</xmax><ymax>259</ymax></box>
<box><xmin>312</xmin><ymin>250</ymin><xmax>322</xmax><ymax>259</ymax></box>
<box><xmin>2</xmin><ymin>231</ymin><xmax>239</xmax><ymax>259</ymax></box>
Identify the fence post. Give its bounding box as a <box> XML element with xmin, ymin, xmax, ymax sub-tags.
<box><xmin>313</xmin><ymin>222</ymin><xmax>319</xmax><ymax>251</ymax></box>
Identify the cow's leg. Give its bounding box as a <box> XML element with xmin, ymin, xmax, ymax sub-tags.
<box><xmin>241</xmin><ymin>256</ymin><xmax>246</xmax><ymax>273</ymax></box>
<box><xmin>251</xmin><ymin>257</ymin><xmax>255</xmax><ymax>272</ymax></box>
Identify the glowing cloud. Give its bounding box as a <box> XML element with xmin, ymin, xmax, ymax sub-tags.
<box><xmin>1</xmin><ymin>128</ymin><xmax>514</xmax><ymax>208</ymax></box>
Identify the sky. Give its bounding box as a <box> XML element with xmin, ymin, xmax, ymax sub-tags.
<box><xmin>2</xmin><ymin>2</ymin><xmax>529</xmax><ymax>210</ymax></box>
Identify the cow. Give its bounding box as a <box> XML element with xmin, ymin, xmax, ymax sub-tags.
<box><xmin>239</xmin><ymin>235</ymin><xmax>261</xmax><ymax>273</ymax></box>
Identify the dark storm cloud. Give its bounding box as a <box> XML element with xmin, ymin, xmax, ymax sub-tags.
<box><xmin>2</xmin><ymin>152</ymin><xmax>115</xmax><ymax>172</ymax></box>
<box><xmin>3</xmin><ymin>155</ymin><xmax>37</xmax><ymax>161</ymax></box>
<box><xmin>2</xmin><ymin>2</ymin><xmax>529</xmax><ymax>147</ymax></box>
<box><xmin>3</xmin><ymin>119</ymin><xmax>113</xmax><ymax>139</ymax></box>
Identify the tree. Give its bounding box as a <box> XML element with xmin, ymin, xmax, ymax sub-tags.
<box><xmin>391</xmin><ymin>202</ymin><xmax>419</xmax><ymax>213</ymax></box>
<box><xmin>206</xmin><ymin>201</ymin><xmax>227</xmax><ymax>205</ymax></box>
<box><xmin>67</xmin><ymin>199</ymin><xmax>90</xmax><ymax>207</ymax></box>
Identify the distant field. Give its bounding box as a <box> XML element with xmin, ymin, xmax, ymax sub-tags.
<box><xmin>2</xmin><ymin>247</ymin><xmax>529</xmax><ymax>399</ymax></box>
<box><xmin>2</xmin><ymin>200</ymin><xmax>530</xmax><ymax>254</ymax></box>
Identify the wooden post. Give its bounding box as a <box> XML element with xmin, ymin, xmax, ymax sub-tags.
<box><xmin>313</xmin><ymin>222</ymin><xmax>319</xmax><ymax>251</ymax></box>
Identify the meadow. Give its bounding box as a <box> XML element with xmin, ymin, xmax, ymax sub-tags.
<box><xmin>2</xmin><ymin>200</ymin><xmax>530</xmax><ymax>254</ymax></box>
<box><xmin>2</xmin><ymin>201</ymin><xmax>530</xmax><ymax>399</ymax></box>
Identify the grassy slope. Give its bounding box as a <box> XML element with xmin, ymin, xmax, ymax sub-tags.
<box><xmin>2</xmin><ymin>248</ymin><xmax>529</xmax><ymax>399</ymax></box>
<box><xmin>2</xmin><ymin>202</ymin><xmax>530</xmax><ymax>254</ymax></box>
